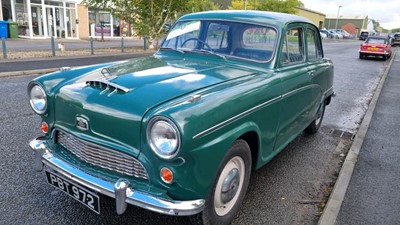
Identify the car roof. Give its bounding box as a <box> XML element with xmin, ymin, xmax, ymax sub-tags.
<box><xmin>178</xmin><ymin>10</ymin><xmax>313</xmax><ymax>28</ymax></box>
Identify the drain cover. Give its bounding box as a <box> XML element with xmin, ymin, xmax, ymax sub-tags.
<box><xmin>328</xmin><ymin>129</ymin><xmax>355</xmax><ymax>140</ymax></box>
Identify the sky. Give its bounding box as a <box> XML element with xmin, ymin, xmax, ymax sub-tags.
<box><xmin>300</xmin><ymin>0</ymin><xmax>400</xmax><ymax>30</ymax></box>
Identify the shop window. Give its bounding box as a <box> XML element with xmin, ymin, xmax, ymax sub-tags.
<box><xmin>89</xmin><ymin>9</ymin><xmax>130</xmax><ymax>37</ymax></box>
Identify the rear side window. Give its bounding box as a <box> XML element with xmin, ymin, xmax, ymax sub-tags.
<box><xmin>280</xmin><ymin>27</ymin><xmax>305</xmax><ymax>66</ymax></box>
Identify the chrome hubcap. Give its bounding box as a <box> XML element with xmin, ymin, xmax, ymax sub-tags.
<box><xmin>221</xmin><ymin>168</ymin><xmax>239</xmax><ymax>204</ymax></box>
<box><xmin>214</xmin><ymin>156</ymin><xmax>245</xmax><ymax>216</ymax></box>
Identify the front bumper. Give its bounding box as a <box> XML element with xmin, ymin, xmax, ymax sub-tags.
<box><xmin>29</xmin><ymin>137</ymin><xmax>205</xmax><ymax>216</ymax></box>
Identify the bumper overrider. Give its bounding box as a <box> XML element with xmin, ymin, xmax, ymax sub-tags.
<box><xmin>29</xmin><ymin>137</ymin><xmax>205</xmax><ymax>216</ymax></box>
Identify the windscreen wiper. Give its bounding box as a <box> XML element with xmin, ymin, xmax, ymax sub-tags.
<box><xmin>195</xmin><ymin>49</ymin><xmax>227</xmax><ymax>61</ymax></box>
<box><xmin>159</xmin><ymin>47</ymin><xmax>185</xmax><ymax>54</ymax></box>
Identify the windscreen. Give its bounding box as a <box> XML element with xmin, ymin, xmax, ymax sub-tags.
<box><xmin>161</xmin><ymin>20</ymin><xmax>277</xmax><ymax>62</ymax></box>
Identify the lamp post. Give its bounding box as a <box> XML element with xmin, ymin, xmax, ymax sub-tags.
<box><xmin>335</xmin><ymin>5</ymin><xmax>342</xmax><ymax>30</ymax></box>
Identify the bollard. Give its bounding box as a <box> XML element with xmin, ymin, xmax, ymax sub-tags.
<box><xmin>143</xmin><ymin>37</ymin><xmax>147</xmax><ymax>51</ymax></box>
<box><xmin>100</xmin><ymin>21</ymin><xmax>105</xmax><ymax>42</ymax></box>
<box><xmin>2</xmin><ymin>38</ymin><xmax>7</xmax><ymax>59</ymax></box>
<box><xmin>121</xmin><ymin>37</ymin><xmax>124</xmax><ymax>53</ymax></box>
<box><xmin>51</xmin><ymin>36</ymin><xmax>56</xmax><ymax>57</ymax></box>
<box><xmin>90</xmin><ymin>37</ymin><xmax>94</xmax><ymax>55</ymax></box>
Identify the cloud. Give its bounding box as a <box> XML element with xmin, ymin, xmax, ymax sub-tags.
<box><xmin>301</xmin><ymin>0</ymin><xmax>400</xmax><ymax>29</ymax></box>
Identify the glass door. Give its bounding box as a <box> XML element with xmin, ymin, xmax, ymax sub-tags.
<box><xmin>66</xmin><ymin>7</ymin><xmax>77</xmax><ymax>38</ymax></box>
<box><xmin>46</xmin><ymin>6</ymin><xmax>56</xmax><ymax>37</ymax></box>
<box><xmin>31</xmin><ymin>6</ymin><xmax>43</xmax><ymax>37</ymax></box>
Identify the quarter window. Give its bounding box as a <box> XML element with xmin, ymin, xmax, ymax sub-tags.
<box><xmin>280</xmin><ymin>27</ymin><xmax>305</xmax><ymax>66</ymax></box>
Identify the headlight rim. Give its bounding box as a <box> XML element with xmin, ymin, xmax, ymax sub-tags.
<box><xmin>28</xmin><ymin>83</ymin><xmax>47</xmax><ymax>115</ymax></box>
<box><xmin>147</xmin><ymin>116</ymin><xmax>181</xmax><ymax>160</ymax></box>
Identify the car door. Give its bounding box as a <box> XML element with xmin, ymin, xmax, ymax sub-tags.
<box><xmin>274</xmin><ymin>25</ymin><xmax>315</xmax><ymax>150</ymax></box>
<box><xmin>305</xmin><ymin>26</ymin><xmax>327</xmax><ymax>118</ymax></box>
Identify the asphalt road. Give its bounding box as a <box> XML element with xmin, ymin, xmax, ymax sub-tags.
<box><xmin>0</xmin><ymin>40</ymin><xmax>391</xmax><ymax>225</ymax></box>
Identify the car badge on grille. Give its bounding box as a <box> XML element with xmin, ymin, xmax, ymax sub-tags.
<box><xmin>76</xmin><ymin>117</ymin><xmax>89</xmax><ymax>131</ymax></box>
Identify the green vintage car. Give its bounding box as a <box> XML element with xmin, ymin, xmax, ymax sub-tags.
<box><xmin>28</xmin><ymin>10</ymin><xmax>334</xmax><ymax>225</ymax></box>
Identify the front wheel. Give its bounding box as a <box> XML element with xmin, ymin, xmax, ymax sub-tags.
<box><xmin>191</xmin><ymin>140</ymin><xmax>252</xmax><ymax>225</ymax></box>
<box><xmin>305</xmin><ymin>102</ymin><xmax>326</xmax><ymax>134</ymax></box>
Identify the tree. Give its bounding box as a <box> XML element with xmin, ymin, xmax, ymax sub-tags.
<box><xmin>211</xmin><ymin>0</ymin><xmax>231</xmax><ymax>9</ymax></box>
<box><xmin>370</xmin><ymin>19</ymin><xmax>381</xmax><ymax>31</ymax></box>
<box><xmin>82</xmin><ymin>0</ymin><xmax>219</xmax><ymax>48</ymax></box>
<box><xmin>228</xmin><ymin>0</ymin><xmax>304</xmax><ymax>13</ymax></box>
<box><xmin>228</xmin><ymin>0</ymin><xmax>256</xmax><ymax>10</ymax></box>
<box><xmin>187</xmin><ymin>0</ymin><xmax>220</xmax><ymax>12</ymax></box>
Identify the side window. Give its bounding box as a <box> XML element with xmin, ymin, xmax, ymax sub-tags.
<box><xmin>232</xmin><ymin>26</ymin><xmax>277</xmax><ymax>61</ymax></box>
<box><xmin>280</xmin><ymin>27</ymin><xmax>305</xmax><ymax>66</ymax></box>
<box><xmin>205</xmin><ymin>23</ymin><xmax>229</xmax><ymax>49</ymax></box>
<box><xmin>242</xmin><ymin>27</ymin><xmax>276</xmax><ymax>51</ymax></box>
<box><xmin>306</xmin><ymin>28</ymin><xmax>322</xmax><ymax>62</ymax></box>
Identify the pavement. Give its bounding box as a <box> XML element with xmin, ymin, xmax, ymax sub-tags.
<box><xmin>318</xmin><ymin>51</ymin><xmax>399</xmax><ymax>225</ymax></box>
<box><xmin>1</xmin><ymin>38</ymin><xmax>400</xmax><ymax>224</ymax></box>
<box><xmin>0</xmin><ymin>38</ymin><xmax>156</xmax><ymax>76</ymax></box>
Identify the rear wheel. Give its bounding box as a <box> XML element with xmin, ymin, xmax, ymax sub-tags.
<box><xmin>359</xmin><ymin>53</ymin><xmax>364</xmax><ymax>59</ymax></box>
<box><xmin>305</xmin><ymin>102</ymin><xmax>326</xmax><ymax>134</ymax></box>
<box><xmin>191</xmin><ymin>140</ymin><xmax>252</xmax><ymax>225</ymax></box>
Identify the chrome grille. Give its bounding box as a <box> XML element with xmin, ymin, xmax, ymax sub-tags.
<box><xmin>56</xmin><ymin>130</ymin><xmax>148</xmax><ymax>180</ymax></box>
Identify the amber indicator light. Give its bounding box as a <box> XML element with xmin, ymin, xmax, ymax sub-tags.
<box><xmin>160</xmin><ymin>167</ymin><xmax>173</xmax><ymax>184</ymax></box>
<box><xmin>41</xmin><ymin>121</ymin><xmax>49</xmax><ymax>133</ymax></box>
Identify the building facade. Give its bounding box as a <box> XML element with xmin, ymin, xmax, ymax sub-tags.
<box><xmin>325</xmin><ymin>15</ymin><xmax>368</xmax><ymax>36</ymax></box>
<box><xmin>2</xmin><ymin>0</ymin><xmax>80</xmax><ymax>38</ymax></box>
<box><xmin>295</xmin><ymin>7</ymin><xmax>325</xmax><ymax>29</ymax></box>
<box><xmin>1</xmin><ymin>0</ymin><xmax>132</xmax><ymax>39</ymax></box>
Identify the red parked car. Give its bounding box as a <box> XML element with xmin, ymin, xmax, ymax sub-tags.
<box><xmin>359</xmin><ymin>36</ymin><xmax>392</xmax><ymax>60</ymax></box>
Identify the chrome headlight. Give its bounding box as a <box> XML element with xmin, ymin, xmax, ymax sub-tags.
<box><xmin>28</xmin><ymin>84</ymin><xmax>47</xmax><ymax>114</ymax></box>
<box><xmin>147</xmin><ymin>117</ymin><xmax>181</xmax><ymax>159</ymax></box>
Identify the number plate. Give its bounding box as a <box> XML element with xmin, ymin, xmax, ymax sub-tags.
<box><xmin>368</xmin><ymin>47</ymin><xmax>379</xmax><ymax>51</ymax></box>
<box><xmin>45</xmin><ymin>170</ymin><xmax>100</xmax><ymax>214</ymax></box>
